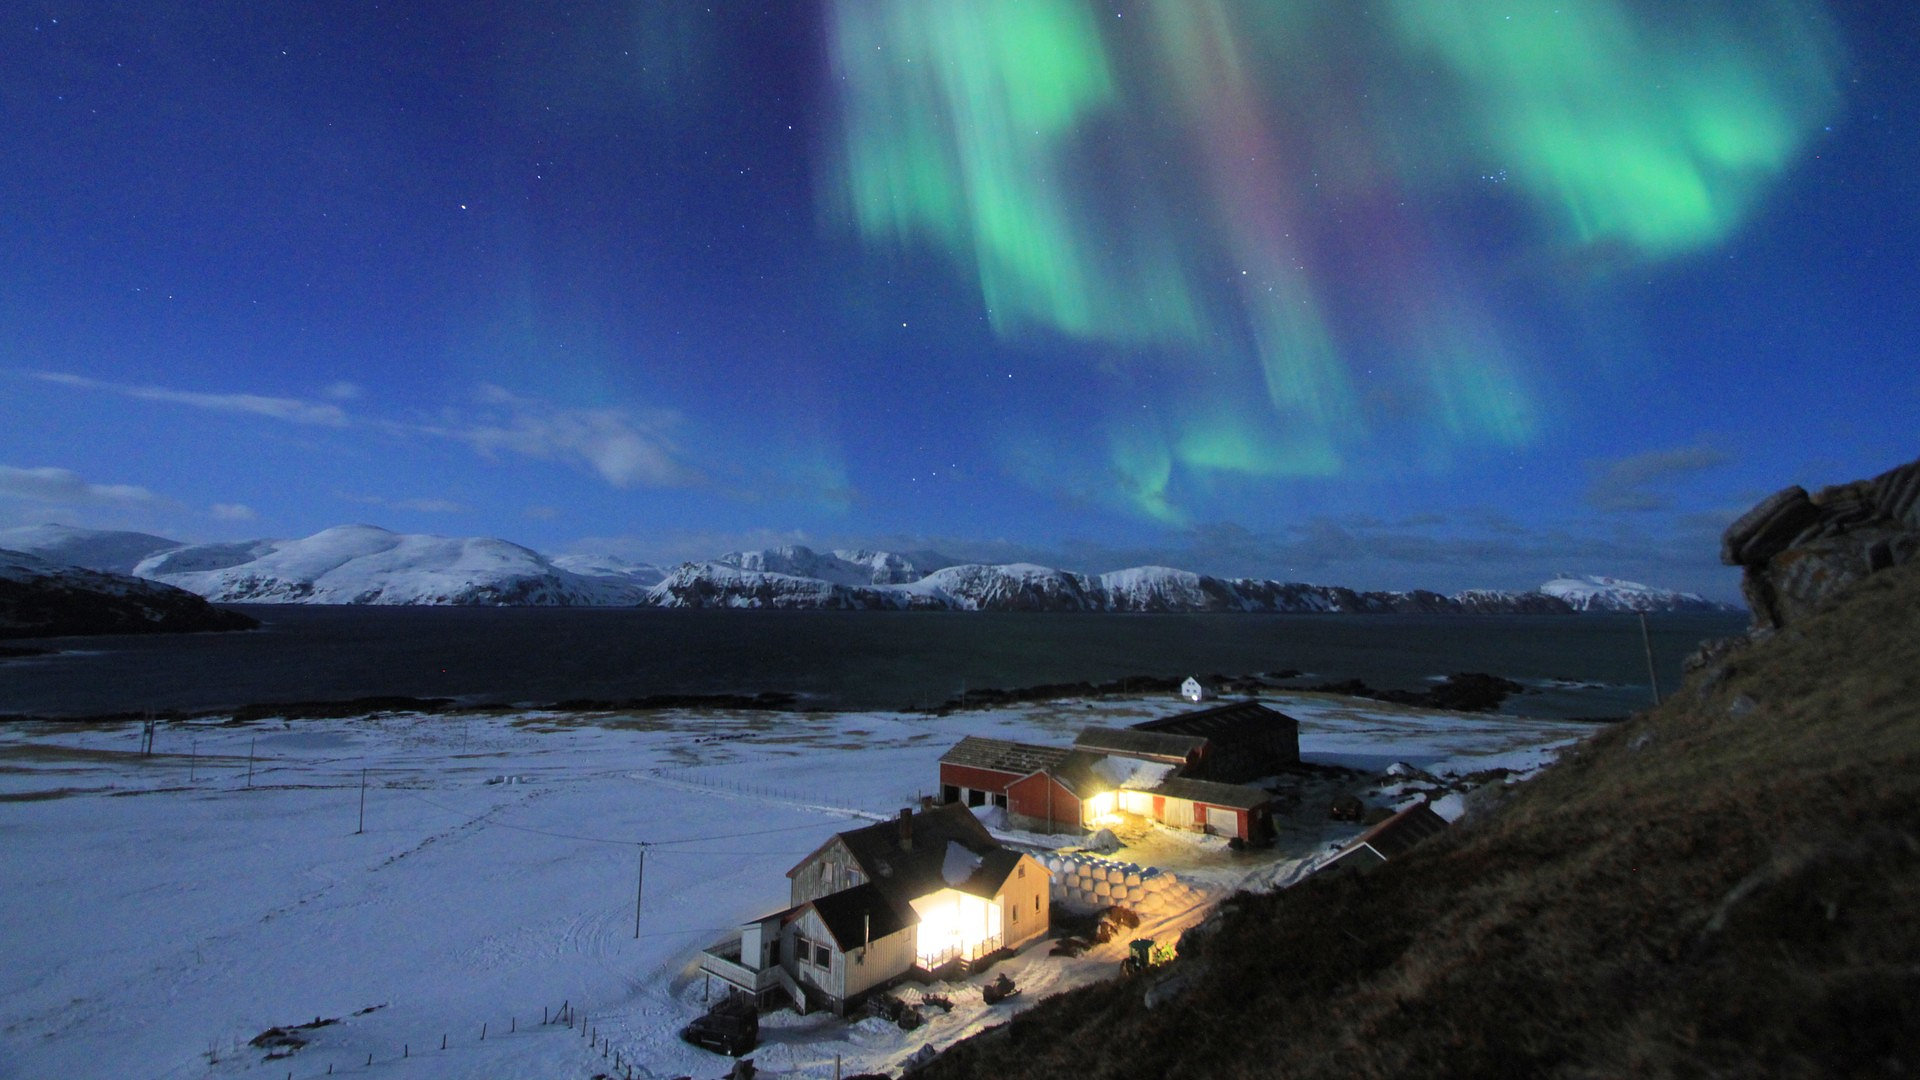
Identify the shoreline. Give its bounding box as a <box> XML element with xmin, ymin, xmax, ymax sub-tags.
<box><xmin>0</xmin><ymin>668</ymin><xmax>1631</xmax><ymax>726</ymax></box>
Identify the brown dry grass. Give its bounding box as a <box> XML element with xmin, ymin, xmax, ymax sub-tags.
<box><xmin>922</xmin><ymin>561</ymin><xmax>1920</xmax><ymax>1079</ymax></box>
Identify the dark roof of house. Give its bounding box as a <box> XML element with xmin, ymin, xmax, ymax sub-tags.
<box><xmin>808</xmin><ymin>882</ymin><xmax>916</xmax><ymax>950</ymax></box>
<box><xmin>1149</xmin><ymin>776</ymin><xmax>1273</xmax><ymax>809</ymax></box>
<box><xmin>939</xmin><ymin>736</ymin><xmax>1071</xmax><ymax>776</ymax></box>
<box><xmin>1132</xmin><ymin>700</ymin><xmax>1299</xmax><ymax>741</ymax></box>
<box><xmin>1342</xmin><ymin>802</ymin><xmax>1450</xmax><ymax>860</ymax></box>
<box><xmin>820</xmin><ymin>803</ymin><xmax>1017</xmax><ymax>904</ymax></box>
<box><xmin>958</xmin><ymin>847</ymin><xmax>1026</xmax><ymax>898</ymax></box>
<box><xmin>1074</xmin><ymin>726</ymin><xmax>1208</xmax><ymax>761</ymax></box>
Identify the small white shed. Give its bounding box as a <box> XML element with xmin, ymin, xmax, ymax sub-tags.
<box><xmin>1180</xmin><ymin>676</ymin><xmax>1213</xmax><ymax>703</ymax></box>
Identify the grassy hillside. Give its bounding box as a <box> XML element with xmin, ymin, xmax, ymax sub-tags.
<box><xmin>925</xmin><ymin>561</ymin><xmax>1920</xmax><ymax>1078</ymax></box>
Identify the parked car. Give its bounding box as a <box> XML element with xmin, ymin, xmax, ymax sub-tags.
<box><xmin>679</xmin><ymin>991</ymin><xmax>759</xmax><ymax>1056</ymax></box>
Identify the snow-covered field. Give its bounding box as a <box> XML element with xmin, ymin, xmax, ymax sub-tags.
<box><xmin>0</xmin><ymin>695</ymin><xmax>1591</xmax><ymax>1079</ymax></box>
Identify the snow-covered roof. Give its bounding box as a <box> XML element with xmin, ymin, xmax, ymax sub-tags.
<box><xmin>940</xmin><ymin>841</ymin><xmax>983</xmax><ymax>886</ymax></box>
<box><xmin>1091</xmin><ymin>755</ymin><xmax>1177</xmax><ymax>791</ymax></box>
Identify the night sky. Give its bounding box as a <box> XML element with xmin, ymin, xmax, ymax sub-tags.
<box><xmin>3</xmin><ymin>2</ymin><xmax>1915</xmax><ymax>599</ymax></box>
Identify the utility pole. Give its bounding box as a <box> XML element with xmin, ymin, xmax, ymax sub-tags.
<box><xmin>1638</xmin><ymin>613</ymin><xmax>1663</xmax><ymax>706</ymax></box>
<box><xmin>633</xmin><ymin>844</ymin><xmax>647</xmax><ymax>938</ymax></box>
<box><xmin>357</xmin><ymin>767</ymin><xmax>367</xmax><ymax>835</ymax></box>
<box><xmin>247</xmin><ymin>737</ymin><xmax>256</xmax><ymax>788</ymax></box>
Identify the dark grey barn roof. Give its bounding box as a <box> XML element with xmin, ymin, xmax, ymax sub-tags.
<box><xmin>1074</xmin><ymin>726</ymin><xmax>1208</xmax><ymax>761</ymax></box>
<box><xmin>939</xmin><ymin>736</ymin><xmax>1071</xmax><ymax>776</ymax></box>
<box><xmin>1148</xmin><ymin>776</ymin><xmax>1273</xmax><ymax>810</ymax></box>
<box><xmin>1132</xmin><ymin>700</ymin><xmax>1299</xmax><ymax>741</ymax></box>
<box><xmin>1037</xmin><ymin>750</ymin><xmax>1115</xmax><ymax>801</ymax></box>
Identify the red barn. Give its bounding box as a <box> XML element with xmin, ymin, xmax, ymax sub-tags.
<box><xmin>938</xmin><ymin>737</ymin><xmax>1068</xmax><ymax>810</ymax></box>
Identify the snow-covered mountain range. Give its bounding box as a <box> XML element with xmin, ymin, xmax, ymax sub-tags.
<box><xmin>129</xmin><ymin>525</ymin><xmax>650</xmax><ymax>606</ymax></box>
<box><xmin>1</xmin><ymin>525</ymin><xmax>1736</xmax><ymax>613</ymax></box>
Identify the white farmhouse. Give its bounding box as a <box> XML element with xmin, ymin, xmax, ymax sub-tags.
<box><xmin>697</xmin><ymin>804</ymin><xmax>1050</xmax><ymax>1015</ymax></box>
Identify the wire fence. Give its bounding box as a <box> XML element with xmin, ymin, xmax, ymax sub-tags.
<box><xmin>235</xmin><ymin>992</ymin><xmax>868</xmax><ymax>1079</ymax></box>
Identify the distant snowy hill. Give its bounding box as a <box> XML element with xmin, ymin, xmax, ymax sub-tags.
<box><xmin>549</xmin><ymin>553</ymin><xmax>667</xmax><ymax>590</ymax></box>
<box><xmin>712</xmin><ymin>545</ymin><xmax>939</xmax><ymax>587</ymax></box>
<box><xmin>902</xmin><ymin>563</ymin><xmax>1103</xmax><ymax>611</ymax></box>
<box><xmin>1099</xmin><ymin>566</ymin><xmax>1243</xmax><ymax>612</ymax></box>
<box><xmin>647</xmin><ymin>562</ymin><xmax>923</xmax><ymax>609</ymax></box>
<box><xmin>1540</xmin><ymin>574</ymin><xmax>1729</xmax><ymax>613</ymax></box>
<box><xmin>139</xmin><ymin>525</ymin><xmax>647</xmax><ymax>606</ymax></box>
<box><xmin>0</xmin><ymin>548</ymin><xmax>257</xmax><ymax>638</ymax></box>
<box><xmin>0</xmin><ymin>524</ymin><xmax>183</xmax><ymax>575</ymax></box>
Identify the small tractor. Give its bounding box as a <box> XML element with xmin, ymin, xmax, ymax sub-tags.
<box><xmin>1119</xmin><ymin>938</ymin><xmax>1176</xmax><ymax>976</ymax></box>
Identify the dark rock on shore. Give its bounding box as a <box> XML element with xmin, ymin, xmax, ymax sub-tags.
<box><xmin>0</xmin><ymin>549</ymin><xmax>258</xmax><ymax>640</ymax></box>
<box><xmin>1304</xmin><ymin>672</ymin><xmax>1527</xmax><ymax>712</ymax></box>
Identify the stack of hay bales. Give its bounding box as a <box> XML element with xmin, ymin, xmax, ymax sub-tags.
<box><xmin>1035</xmin><ymin>852</ymin><xmax>1206</xmax><ymax>916</ymax></box>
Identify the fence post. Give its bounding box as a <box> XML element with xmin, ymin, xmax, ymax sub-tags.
<box><xmin>481</xmin><ymin>1022</ymin><xmax>487</xmax><ymax>1041</ymax></box>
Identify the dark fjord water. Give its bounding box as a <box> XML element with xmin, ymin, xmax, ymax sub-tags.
<box><xmin>0</xmin><ymin>606</ymin><xmax>1748</xmax><ymax>720</ymax></box>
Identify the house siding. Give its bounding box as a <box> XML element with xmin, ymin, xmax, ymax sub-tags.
<box><xmin>998</xmin><ymin>855</ymin><xmax>1052</xmax><ymax>952</ymax></box>
<box><xmin>784</xmin><ymin>907</ymin><xmax>917</xmax><ymax>1013</ymax></box>
<box><xmin>789</xmin><ymin>838</ymin><xmax>861</xmax><ymax>906</ymax></box>
<box><xmin>841</xmin><ymin>923</ymin><xmax>917</xmax><ymax>1001</ymax></box>
<box><xmin>788</xmin><ymin>909</ymin><xmax>844</xmax><ymax>1004</ymax></box>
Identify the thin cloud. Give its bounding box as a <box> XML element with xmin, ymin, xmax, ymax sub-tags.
<box><xmin>210</xmin><ymin>503</ymin><xmax>258</xmax><ymax>521</ymax></box>
<box><xmin>0</xmin><ymin>464</ymin><xmax>158</xmax><ymax>506</ymax></box>
<box><xmin>339</xmin><ymin>493</ymin><xmax>469</xmax><ymax>514</ymax></box>
<box><xmin>1585</xmin><ymin>445</ymin><xmax>1730</xmax><ymax>513</ymax></box>
<box><xmin>419</xmin><ymin>385</ymin><xmax>699</xmax><ymax>490</ymax></box>
<box><xmin>31</xmin><ymin>371</ymin><xmax>349</xmax><ymax>427</ymax></box>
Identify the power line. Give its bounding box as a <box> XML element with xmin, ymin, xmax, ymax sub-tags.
<box><xmin>388</xmin><ymin>785</ymin><xmax>863</xmax><ymax>849</ymax></box>
<box><xmin>649</xmin><ymin>818</ymin><xmax>853</xmax><ymax>847</ymax></box>
<box><xmin>389</xmin><ymin>787</ymin><xmax>640</xmax><ymax>846</ymax></box>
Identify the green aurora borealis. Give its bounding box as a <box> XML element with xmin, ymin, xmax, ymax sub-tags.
<box><xmin>825</xmin><ymin>0</ymin><xmax>1842</xmax><ymax>521</ymax></box>
<box><xmin>8</xmin><ymin>0</ymin><xmax>1904</xmax><ymax>593</ymax></box>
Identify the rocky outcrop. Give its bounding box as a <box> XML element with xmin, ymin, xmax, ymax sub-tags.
<box><xmin>0</xmin><ymin>549</ymin><xmax>258</xmax><ymax>639</ymax></box>
<box><xmin>1721</xmin><ymin>455</ymin><xmax>1920</xmax><ymax>630</ymax></box>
